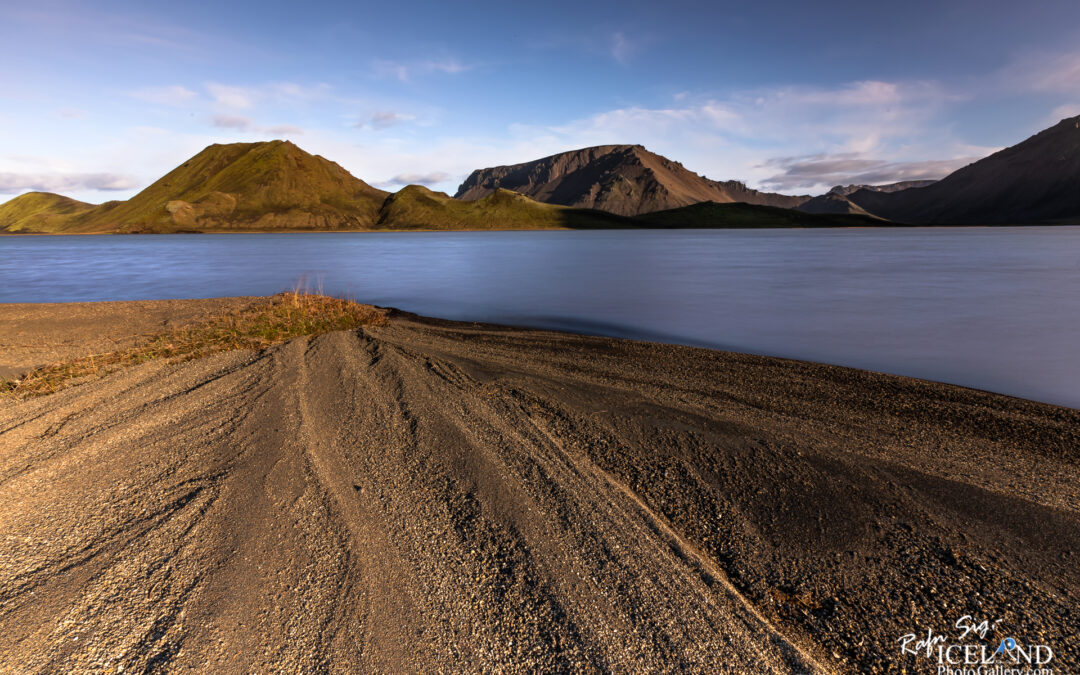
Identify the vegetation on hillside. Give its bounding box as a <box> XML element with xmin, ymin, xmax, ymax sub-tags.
<box><xmin>0</xmin><ymin>192</ymin><xmax>94</xmax><ymax>233</ymax></box>
<box><xmin>1</xmin><ymin>141</ymin><xmax>389</xmax><ymax>233</ymax></box>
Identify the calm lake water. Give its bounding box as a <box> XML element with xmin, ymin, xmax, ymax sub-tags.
<box><xmin>2</xmin><ymin>227</ymin><xmax>1079</xmax><ymax>408</ymax></box>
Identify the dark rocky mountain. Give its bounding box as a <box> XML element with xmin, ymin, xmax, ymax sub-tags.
<box><xmin>829</xmin><ymin>180</ymin><xmax>937</xmax><ymax>197</ymax></box>
<box><xmin>798</xmin><ymin>181</ymin><xmax>937</xmax><ymax>215</ymax></box>
<box><xmin>847</xmin><ymin>116</ymin><xmax>1080</xmax><ymax>224</ymax></box>
<box><xmin>455</xmin><ymin>145</ymin><xmax>809</xmax><ymax>216</ymax></box>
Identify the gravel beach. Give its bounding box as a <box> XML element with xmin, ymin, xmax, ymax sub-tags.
<box><xmin>0</xmin><ymin>299</ymin><xmax>1076</xmax><ymax>673</ymax></box>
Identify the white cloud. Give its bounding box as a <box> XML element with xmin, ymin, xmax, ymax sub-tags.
<box><xmin>207</xmin><ymin>83</ymin><xmax>255</xmax><ymax>109</ymax></box>
<box><xmin>356</xmin><ymin>111</ymin><xmax>417</xmax><ymax>130</ymax></box>
<box><xmin>0</xmin><ymin>172</ymin><xmax>137</xmax><ymax>195</ymax></box>
<box><xmin>56</xmin><ymin>108</ymin><xmax>87</xmax><ymax>119</ymax></box>
<box><xmin>1049</xmin><ymin>103</ymin><xmax>1080</xmax><ymax>122</ymax></box>
<box><xmin>373</xmin><ymin>59</ymin><xmax>468</xmax><ymax>83</ymax></box>
<box><xmin>203</xmin><ymin>81</ymin><xmax>333</xmax><ymax>112</ymax></box>
<box><xmin>1005</xmin><ymin>51</ymin><xmax>1080</xmax><ymax>95</ymax></box>
<box><xmin>375</xmin><ymin>171</ymin><xmax>451</xmax><ymax>189</ymax></box>
<box><xmin>210</xmin><ymin>114</ymin><xmax>252</xmax><ymax>130</ymax></box>
<box><xmin>264</xmin><ymin>125</ymin><xmax>304</xmax><ymax>136</ymax></box>
<box><xmin>131</xmin><ymin>85</ymin><xmax>198</xmax><ymax>106</ymax></box>
<box><xmin>611</xmin><ymin>32</ymin><xmax>633</xmax><ymax>65</ymax></box>
<box><xmin>207</xmin><ymin>115</ymin><xmax>303</xmax><ymax>136</ymax></box>
<box><xmin>493</xmin><ymin>78</ymin><xmax>974</xmax><ymax>193</ymax></box>
<box><xmin>757</xmin><ymin>154</ymin><xmax>978</xmax><ymax>192</ymax></box>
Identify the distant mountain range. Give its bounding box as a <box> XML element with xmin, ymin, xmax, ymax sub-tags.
<box><xmin>0</xmin><ymin>142</ymin><xmax>873</xmax><ymax>233</ymax></box>
<box><xmin>2</xmin><ymin>114</ymin><xmax>1079</xmax><ymax>233</ymax></box>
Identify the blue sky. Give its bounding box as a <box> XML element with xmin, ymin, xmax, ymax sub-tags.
<box><xmin>2</xmin><ymin>0</ymin><xmax>1080</xmax><ymax>202</ymax></box>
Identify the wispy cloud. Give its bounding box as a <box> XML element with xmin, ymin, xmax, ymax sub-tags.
<box><xmin>56</xmin><ymin>108</ymin><xmax>87</xmax><ymax>119</ymax></box>
<box><xmin>0</xmin><ymin>172</ymin><xmax>137</xmax><ymax>194</ymax></box>
<box><xmin>207</xmin><ymin>83</ymin><xmax>255</xmax><ymax>109</ymax></box>
<box><xmin>7</xmin><ymin>6</ymin><xmax>209</xmax><ymax>54</ymax></box>
<box><xmin>373</xmin><ymin>58</ymin><xmax>468</xmax><ymax>83</ymax></box>
<box><xmin>611</xmin><ymin>32</ymin><xmax>634</xmax><ymax>65</ymax></box>
<box><xmin>207</xmin><ymin>115</ymin><xmax>303</xmax><ymax>136</ymax></box>
<box><xmin>204</xmin><ymin>81</ymin><xmax>333</xmax><ymax>110</ymax></box>
<box><xmin>1002</xmin><ymin>50</ymin><xmax>1080</xmax><ymax>95</ymax></box>
<box><xmin>1049</xmin><ymin>103</ymin><xmax>1080</xmax><ymax>122</ymax></box>
<box><xmin>210</xmin><ymin>114</ymin><xmax>251</xmax><ymax>130</ymax></box>
<box><xmin>355</xmin><ymin>111</ymin><xmax>417</xmax><ymax>130</ymax></box>
<box><xmin>131</xmin><ymin>85</ymin><xmax>198</xmax><ymax>106</ymax></box>
<box><xmin>374</xmin><ymin>171</ymin><xmax>451</xmax><ymax>189</ymax></box>
<box><xmin>757</xmin><ymin>154</ymin><xmax>977</xmax><ymax>192</ymax></box>
<box><xmin>502</xmin><ymin>78</ymin><xmax>973</xmax><ymax>192</ymax></box>
<box><xmin>264</xmin><ymin>125</ymin><xmax>304</xmax><ymax>136</ymax></box>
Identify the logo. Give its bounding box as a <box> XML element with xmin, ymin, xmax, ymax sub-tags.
<box><xmin>899</xmin><ymin>615</ymin><xmax>1054</xmax><ymax>674</ymax></box>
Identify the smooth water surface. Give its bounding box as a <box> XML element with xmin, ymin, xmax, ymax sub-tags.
<box><xmin>3</xmin><ymin>228</ymin><xmax>1079</xmax><ymax>408</ymax></box>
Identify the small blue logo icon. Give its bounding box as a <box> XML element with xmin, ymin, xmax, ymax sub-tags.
<box><xmin>994</xmin><ymin>637</ymin><xmax>1017</xmax><ymax>655</ymax></box>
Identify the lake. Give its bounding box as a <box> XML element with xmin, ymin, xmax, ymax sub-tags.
<box><xmin>2</xmin><ymin>227</ymin><xmax>1079</xmax><ymax>408</ymax></box>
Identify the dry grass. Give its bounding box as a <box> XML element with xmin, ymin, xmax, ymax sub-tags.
<box><xmin>1</xmin><ymin>292</ymin><xmax>387</xmax><ymax>398</ymax></box>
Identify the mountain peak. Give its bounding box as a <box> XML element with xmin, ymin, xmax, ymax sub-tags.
<box><xmin>2</xmin><ymin>141</ymin><xmax>389</xmax><ymax>233</ymax></box>
<box><xmin>455</xmin><ymin>144</ymin><xmax>807</xmax><ymax>215</ymax></box>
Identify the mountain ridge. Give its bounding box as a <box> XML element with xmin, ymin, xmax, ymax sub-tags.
<box><xmin>455</xmin><ymin>145</ymin><xmax>810</xmax><ymax>216</ymax></box>
<box><xmin>5</xmin><ymin>115</ymin><xmax>1080</xmax><ymax>232</ymax></box>
<box><xmin>1</xmin><ymin>141</ymin><xmax>390</xmax><ymax>233</ymax></box>
<box><xmin>846</xmin><ymin>115</ymin><xmax>1080</xmax><ymax>224</ymax></box>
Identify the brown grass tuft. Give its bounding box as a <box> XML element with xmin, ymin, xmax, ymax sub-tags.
<box><xmin>1</xmin><ymin>293</ymin><xmax>387</xmax><ymax>398</ymax></box>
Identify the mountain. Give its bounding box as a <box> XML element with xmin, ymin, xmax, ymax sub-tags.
<box><xmin>828</xmin><ymin>180</ymin><xmax>937</xmax><ymax>197</ymax></box>
<box><xmin>637</xmin><ymin>201</ymin><xmax>886</xmax><ymax>228</ymax></box>
<box><xmin>797</xmin><ymin>180</ymin><xmax>937</xmax><ymax>215</ymax></box>
<box><xmin>10</xmin><ymin>117</ymin><xmax>1077</xmax><ymax>233</ymax></box>
<box><xmin>1</xmin><ymin>141</ymin><xmax>389</xmax><ymax>233</ymax></box>
<box><xmin>377</xmin><ymin>185</ymin><xmax>634</xmax><ymax>230</ymax></box>
<box><xmin>795</xmin><ymin>192</ymin><xmax>875</xmax><ymax>216</ymax></box>
<box><xmin>455</xmin><ymin>145</ymin><xmax>810</xmax><ymax>216</ymax></box>
<box><xmin>847</xmin><ymin>115</ymin><xmax>1080</xmax><ymax>224</ymax></box>
<box><xmin>0</xmin><ymin>192</ymin><xmax>95</xmax><ymax>233</ymax></box>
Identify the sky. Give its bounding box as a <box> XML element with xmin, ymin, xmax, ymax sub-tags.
<box><xmin>2</xmin><ymin>0</ymin><xmax>1080</xmax><ymax>203</ymax></box>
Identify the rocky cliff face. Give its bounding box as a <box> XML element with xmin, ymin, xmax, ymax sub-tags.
<box><xmin>455</xmin><ymin>145</ymin><xmax>809</xmax><ymax>216</ymax></box>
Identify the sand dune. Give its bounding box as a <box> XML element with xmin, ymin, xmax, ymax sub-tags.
<box><xmin>0</xmin><ymin>303</ymin><xmax>1077</xmax><ymax>672</ymax></box>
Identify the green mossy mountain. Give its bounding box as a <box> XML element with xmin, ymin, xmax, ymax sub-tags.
<box><xmin>0</xmin><ymin>192</ymin><xmax>95</xmax><ymax>233</ymax></box>
<box><xmin>2</xmin><ymin>141</ymin><xmax>389</xmax><ymax>233</ymax></box>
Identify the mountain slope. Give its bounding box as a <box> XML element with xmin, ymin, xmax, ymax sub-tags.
<box><xmin>1</xmin><ymin>141</ymin><xmax>390</xmax><ymax>233</ymax></box>
<box><xmin>848</xmin><ymin>116</ymin><xmax>1080</xmax><ymax>224</ymax></box>
<box><xmin>378</xmin><ymin>185</ymin><xmax>634</xmax><ymax>230</ymax></box>
<box><xmin>0</xmin><ymin>192</ymin><xmax>95</xmax><ymax>233</ymax></box>
<box><xmin>455</xmin><ymin>145</ymin><xmax>809</xmax><ymax>216</ymax></box>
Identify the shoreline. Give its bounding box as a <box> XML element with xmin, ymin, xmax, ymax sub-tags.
<box><xmin>1</xmin><ymin>297</ymin><xmax>1077</xmax><ymax>671</ymax></box>
<box><xmin>5</xmin><ymin>223</ymin><xmax>1080</xmax><ymax>236</ymax></box>
<box><xmin>2</xmin><ymin>295</ymin><xmax>1075</xmax><ymax>410</ymax></box>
